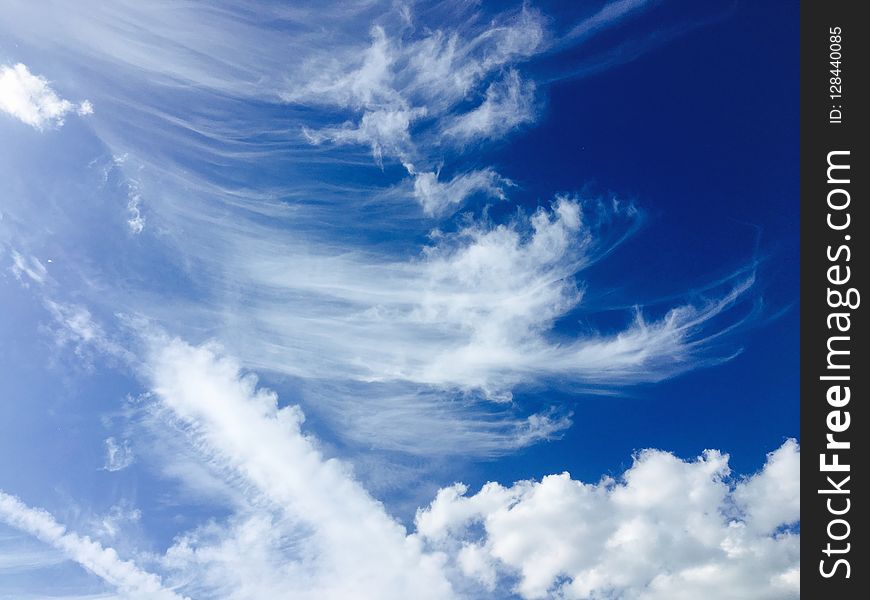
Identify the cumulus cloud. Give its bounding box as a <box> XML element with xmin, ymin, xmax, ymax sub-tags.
<box><xmin>416</xmin><ymin>440</ymin><xmax>800</xmax><ymax>600</ymax></box>
<box><xmin>733</xmin><ymin>439</ymin><xmax>801</xmax><ymax>534</ymax></box>
<box><xmin>0</xmin><ymin>63</ymin><xmax>92</xmax><ymax>129</ymax></box>
<box><xmin>0</xmin><ymin>491</ymin><xmax>185</xmax><ymax>600</ymax></box>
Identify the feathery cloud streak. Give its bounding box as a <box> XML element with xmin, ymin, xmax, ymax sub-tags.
<box><xmin>0</xmin><ymin>491</ymin><xmax>185</xmax><ymax>600</ymax></box>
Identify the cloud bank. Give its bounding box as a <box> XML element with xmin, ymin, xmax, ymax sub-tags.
<box><xmin>417</xmin><ymin>440</ymin><xmax>800</xmax><ymax>599</ymax></box>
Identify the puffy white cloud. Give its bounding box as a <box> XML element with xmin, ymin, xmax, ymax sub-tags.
<box><xmin>115</xmin><ymin>193</ymin><xmax>753</xmax><ymax>454</ymax></box>
<box><xmin>733</xmin><ymin>439</ymin><xmax>800</xmax><ymax>534</ymax></box>
<box><xmin>0</xmin><ymin>63</ymin><xmax>92</xmax><ymax>129</ymax></box>
<box><xmin>0</xmin><ymin>491</ymin><xmax>185</xmax><ymax>600</ymax></box>
<box><xmin>416</xmin><ymin>440</ymin><xmax>800</xmax><ymax>600</ymax></box>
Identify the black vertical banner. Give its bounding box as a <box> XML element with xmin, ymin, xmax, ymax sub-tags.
<box><xmin>801</xmin><ymin>0</ymin><xmax>867</xmax><ymax>596</ymax></box>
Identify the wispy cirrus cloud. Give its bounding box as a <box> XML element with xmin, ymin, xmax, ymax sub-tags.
<box><xmin>0</xmin><ymin>491</ymin><xmax>185</xmax><ymax>600</ymax></box>
<box><xmin>0</xmin><ymin>0</ymin><xmax>760</xmax><ymax>459</ymax></box>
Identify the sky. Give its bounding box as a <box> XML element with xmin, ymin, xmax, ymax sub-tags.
<box><xmin>0</xmin><ymin>1</ymin><xmax>799</xmax><ymax>599</ymax></box>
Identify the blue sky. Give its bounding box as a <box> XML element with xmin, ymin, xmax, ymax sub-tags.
<box><xmin>1</xmin><ymin>1</ymin><xmax>799</xmax><ymax>599</ymax></box>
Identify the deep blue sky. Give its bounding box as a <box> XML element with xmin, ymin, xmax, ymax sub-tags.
<box><xmin>457</xmin><ymin>0</ymin><xmax>799</xmax><ymax>488</ymax></box>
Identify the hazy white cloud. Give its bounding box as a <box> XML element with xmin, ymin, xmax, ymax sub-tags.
<box><xmin>417</xmin><ymin>440</ymin><xmax>800</xmax><ymax>600</ymax></box>
<box><xmin>561</xmin><ymin>0</ymin><xmax>657</xmax><ymax>45</ymax></box>
<box><xmin>0</xmin><ymin>63</ymin><xmax>92</xmax><ymax>129</ymax></box>
<box><xmin>43</xmin><ymin>300</ymin><xmax>132</xmax><ymax>363</ymax></box>
<box><xmin>9</xmin><ymin>250</ymin><xmax>48</xmax><ymax>285</ymax></box>
<box><xmin>91</xmin><ymin>503</ymin><xmax>142</xmax><ymax>541</ymax></box>
<box><xmin>0</xmin><ymin>491</ymin><xmax>186</xmax><ymax>600</ymax></box>
<box><xmin>103</xmin><ymin>437</ymin><xmax>135</xmax><ymax>472</ymax></box>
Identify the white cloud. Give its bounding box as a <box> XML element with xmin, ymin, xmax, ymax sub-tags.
<box><xmin>43</xmin><ymin>300</ymin><xmax>131</xmax><ymax>363</ymax></box>
<box><xmin>9</xmin><ymin>250</ymin><xmax>48</xmax><ymax>285</ymax></box>
<box><xmin>0</xmin><ymin>6</ymin><xmax>751</xmax><ymax>460</ymax></box>
<box><xmin>291</xmin><ymin>9</ymin><xmax>545</xmax><ymax>199</ymax></box>
<box><xmin>0</xmin><ymin>3</ymin><xmax>794</xmax><ymax>598</ymax></box>
<box><xmin>443</xmin><ymin>70</ymin><xmax>537</xmax><ymax>144</ymax></box>
<box><xmin>416</xmin><ymin>440</ymin><xmax>800</xmax><ymax>600</ymax></box>
<box><xmin>91</xmin><ymin>503</ymin><xmax>142</xmax><ymax>541</ymax></box>
<box><xmin>146</xmin><ymin>337</ymin><xmax>455</xmax><ymax>599</ymax></box>
<box><xmin>103</xmin><ymin>437</ymin><xmax>135</xmax><ymax>472</ymax></box>
<box><xmin>200</xmin><ymin>196</ymin><xmax>749</xmax><ymax>396</ymax></box>
<box><xmin>412</xmin><ymin>168</ymin><xmax>511</xmax><ymax>215</ymax></box>
<box><xmin>116</xmin><ymin>193</ymin><xmax>753</xmax><ymax>454</ymax></box>
<box><xmin>560</xmin><ymin>0</ymin><xmax>657</xmax><ymax>46</ymax></box>
<box><xmin>1</xmin><ymin>335</ymin><xmax>799</xmax><ymax>599</ymax></box>
<box><xmin>0</xmin><ymin>491</ymin><xmax>186</xmax><ymax>600</ymax></box>
<box><xmin>733</xmin><ymin>439</ymin><xmax>801</xmax><ymax>534</ymax></box>
<box><xmin>126</xmin><ymin>182</ymin><xmax>145</xmax><ymax>234</ymax></box>
<box><xmin>304</xmin><ymin>107</ymin><xmax>426</xmax><ymax>167</ymax></box>
<box><xmin>0</xmin><ymin>63</ymin><xmax>92</xmax><ymax>129</ymax></box>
